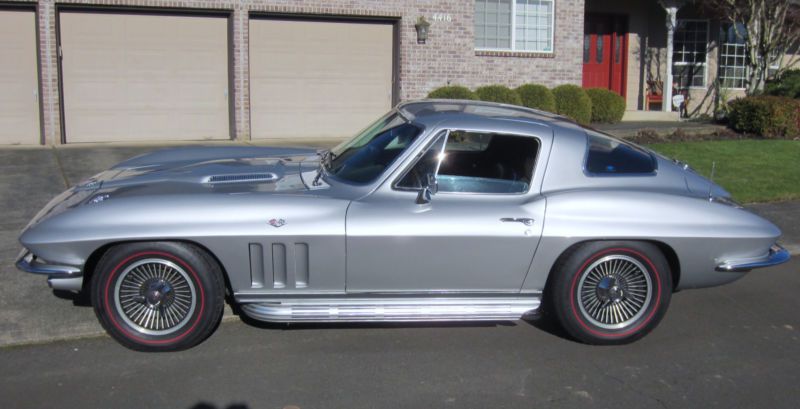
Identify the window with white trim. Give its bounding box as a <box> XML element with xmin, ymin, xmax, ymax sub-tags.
<box><xmin>475</xmin><ymin>0</ymin><xmax>554</xmax><ymax>53</ymax></box>
<box><xmin>719</xmin><ymin>23</ymin><xmax>747</xmax><ymax>89</ymax></box>
<box><xmin>768</xmin><ymin>57</ymin><xmax>781</xmax><ymax>79</ymax></box>
<box><xmin>673</xmin><ymin>20</ymin><xmax>708</xmax><ymax>88</ymax></box>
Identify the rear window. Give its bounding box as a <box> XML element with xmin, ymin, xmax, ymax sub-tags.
<box><xmin>585</xmin><ymin>131</ymin><xmax>656</xmax><ymax>175</ymax></box>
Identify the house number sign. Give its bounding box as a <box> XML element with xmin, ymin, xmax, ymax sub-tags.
<box><xmin>430</xmin><ymin>13</ymin><xmax>452</xmax><ymax>23</ymax></box>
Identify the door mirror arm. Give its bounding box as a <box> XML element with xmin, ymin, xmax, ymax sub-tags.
<box><xmin>426</xmin><ymin>173</ymin><xmax>438</xmax><ymax>194</ymax></box>
<box><xmin>416</xmin><ymin>173</ymin><xmax>438</xmax><ymax>204</ymax></box>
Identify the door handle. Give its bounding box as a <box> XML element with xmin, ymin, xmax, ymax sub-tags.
<box><xmin>500</xmin><ymin>217</ymin><xmax>535</xmax><ymax>226</ymax></box>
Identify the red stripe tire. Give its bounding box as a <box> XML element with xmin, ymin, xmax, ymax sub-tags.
<box><xmin>91</xmin><ymin>242</ymin><xmax>224</xmax><ymax>351</ymax></box>
<box><xmin>549</xmin><ymin>241</ymin><xmax>672</xmax><ymax>345</ymax></box>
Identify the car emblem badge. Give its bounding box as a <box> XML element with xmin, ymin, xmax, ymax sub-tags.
<box><xmin>268</xmin><ymin>218</ymin><xmax>286</xmax><ymax>228</ymax></box>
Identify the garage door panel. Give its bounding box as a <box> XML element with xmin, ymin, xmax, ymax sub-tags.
<box><xmin>0</xmin><ymin>10</ymin><xmax>41</xmax><ymax>145</ymax></box>
<box><xmin>61</xmin><ymin>13</ymin><xmax>229</xmax><ymax>142</ymax></box>
<box><xmin>251</xmin><ymin>19</ymin><xmax>393</xmax><ymax>139</ymax></box>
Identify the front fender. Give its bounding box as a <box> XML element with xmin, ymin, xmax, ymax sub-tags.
<box><xmin>19</xmin><ymin>192</ymin><xmax>349</xmax><ymax>292</ymax></box>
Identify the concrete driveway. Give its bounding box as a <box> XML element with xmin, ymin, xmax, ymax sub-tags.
<box><xmin>0</xmin><ymin>142</ymin><xmax>797</xmax><ymax>347</ymax></box>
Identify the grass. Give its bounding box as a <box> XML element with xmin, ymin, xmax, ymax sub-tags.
<box><xmin>645</xmin><ymin>139</ymin><xmax>800</xmax><ymax>204</ymax></box>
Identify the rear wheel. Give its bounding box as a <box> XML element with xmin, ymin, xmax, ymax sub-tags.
<box><xmin>91</xmin><ymin>242</ymin><xmax>224</xmax><ymax>351</ymax></box>
<box><xmin>549</xmin><ymin>241</ymin><xmax>672</xmax><ymax>345</ymax></box>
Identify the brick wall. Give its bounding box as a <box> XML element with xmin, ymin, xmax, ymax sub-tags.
<box><xmin>31</xmin><ymin>0</ymin><xmax>585</xmax><ymax>143</ymax></box>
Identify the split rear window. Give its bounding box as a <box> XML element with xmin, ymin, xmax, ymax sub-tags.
<box><xmin>585</xmin><ymin>131</ymin><xmax>656</xmax><ymax>175</ymax></box>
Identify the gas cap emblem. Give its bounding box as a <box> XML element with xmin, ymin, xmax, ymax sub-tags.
<box><xmin>268</xmin><ymin>218</ymin><xmax>286</xmax><ymax>228</ymax></box>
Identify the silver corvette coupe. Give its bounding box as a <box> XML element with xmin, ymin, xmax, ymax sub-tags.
<box><xmin>17</xmin><ymin>100</ymin><xmax>789</xmax><ymax>351</ymax></box>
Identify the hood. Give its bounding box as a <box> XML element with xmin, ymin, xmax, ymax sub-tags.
<box><xmin>82</xmin><ymin>146</ymin><xmax>327</xmax><ymax>196</ymax></box>
<box><xmin>22</xmin><ymin>146</ymin><xmax>330</xmax><ymax>231</ymax></box>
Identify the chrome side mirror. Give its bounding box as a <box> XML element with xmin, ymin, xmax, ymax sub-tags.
<box><xmin>415</xmin><ymin>173</ymin><xmax>438</xmax><ymax>204</ymax></box>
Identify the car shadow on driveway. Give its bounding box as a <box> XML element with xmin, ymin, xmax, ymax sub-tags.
<box><xmin>522</xmin><ymin>314</ymin><xmax>574</xmax><ymax>342</ymax></box>
<box><xmin>52</xmin><ymin>289</ymin><xmax>92</xmax><ymax>307</ymax></box>
<box><xmin>190</xmin><ymin>403</ymin><xmax>249</xmax><ymax>409</ymax></box>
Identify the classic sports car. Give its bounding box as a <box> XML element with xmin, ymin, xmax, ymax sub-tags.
<box><xmin>17</xmin><ymin>100</ymin><xmax>789</xmax><ymax>351</ymax></box>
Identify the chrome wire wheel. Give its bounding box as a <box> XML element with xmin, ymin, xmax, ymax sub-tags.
<box><xmin>113</xmin><ymin>258</ymin><xmax>197</xmax><ymax>336</ymax></box>
<box><xmin>577</xmin><ymin>255</ymin><xmax>653</xmax><ymax>330</ymax></box>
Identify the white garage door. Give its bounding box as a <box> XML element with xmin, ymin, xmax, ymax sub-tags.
<box><xmin>251</xmin><ymin>19</ymin><xmax>394</xmax><ymax>140</ymax></box>
<box><xmin>0</xmin><ymin>10</ymin><xmax>40</xmax><ymax>145</ymax></box>
<box><xmin>60</xmin><ymin>13</ymin><xmax>229</xmax><ymax>143</ymax></box>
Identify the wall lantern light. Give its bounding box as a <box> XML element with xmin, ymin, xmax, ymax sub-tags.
<box><xmin>415</xmin><ymin>16</ymin><xmax>430</xmax><ymax>44</ymax></box>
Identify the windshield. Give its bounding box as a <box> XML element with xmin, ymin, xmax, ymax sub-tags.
<box><xmin>326</xmin><ymin>112</ymin><xmax>423</xmax><ymax>184</ymax></box>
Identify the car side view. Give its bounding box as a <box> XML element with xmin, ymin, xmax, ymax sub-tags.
<box><xmin>17</xmin><ymin>100</ymin><xmax>790</xmax><ymax>351</ymax></box>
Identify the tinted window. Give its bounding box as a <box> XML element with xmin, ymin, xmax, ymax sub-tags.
<box><xmin>585</xmin><ymin>131</ymin><xmax>656</xmax><ymax>174</ymax></box>
<box><xmin>397</xmin><ymin>131</ymin><xmax>539</xmax><ymax>194</ymax></box>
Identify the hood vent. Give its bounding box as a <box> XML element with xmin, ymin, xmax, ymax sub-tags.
<box><xmin>206</xmin><ymin>173</ymin><xmax>279</xmax><ymax>185</ymax></box>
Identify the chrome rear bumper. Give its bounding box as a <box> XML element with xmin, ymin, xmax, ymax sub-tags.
<box><xmin>716</xmin><ymin>244</ymin><xmax>791</xmax><ymax>272</ymax></box>
<box><xmin>15</xmin><ymin>250</ymin><xmax>83</xmax><ymax>291</ymax></box>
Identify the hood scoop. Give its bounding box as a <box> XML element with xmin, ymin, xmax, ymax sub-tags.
<box><xmin>205</xmin><ymin>172</ymin><xmax>279</xmax><ymax>185</ymax></box>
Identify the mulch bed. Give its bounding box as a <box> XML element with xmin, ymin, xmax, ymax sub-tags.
<box><xmin>626</xmin><ymin>127</ymin><xmax>763</xmax><ymax>144</ymax></box>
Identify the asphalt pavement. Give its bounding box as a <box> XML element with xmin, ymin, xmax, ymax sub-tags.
<box><xmin>1</xmin><ymin>258</ymin><xmax>798</xmax><ymax>409</ymax></box>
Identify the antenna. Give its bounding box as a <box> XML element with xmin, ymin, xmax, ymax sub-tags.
<box><xmin>707</xmin><ymin>161</ymin><xmax>716</xmax><ymax>201</ymax></box>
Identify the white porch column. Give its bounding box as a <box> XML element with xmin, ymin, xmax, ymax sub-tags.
<box><xmin>664</xmin><ymin>6</ymin><xmax>678</xmax><ymax>112</ymax></box>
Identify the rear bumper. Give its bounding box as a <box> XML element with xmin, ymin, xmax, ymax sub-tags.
<box><xmin>715</xmin><ymin>244</ymin><xmax>791</xmax><ymax>273</ymax></box>
<box><xmin>15</xmin><ymin>250</ymin><xmax>83</xmax><ymax>292</ymax></box>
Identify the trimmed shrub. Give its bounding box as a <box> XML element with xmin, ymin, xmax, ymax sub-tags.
<box><xmin>515</xmin><ymin>84</ymin><xmax>556</xmax><ymax>112</ymax></box>
<box><xmin>552</xmin><ymin>84</ymin><xmax>592</xmax><ymax>125</ymax></box>
<box><xmin>586</xmin><ymin>88</ymin><xmax>626</xmax><ymax>123</ymax></box>
<box><xmin>765</xmin><ymin>69</ymin><xmax>800</xmax><ymax>99</ymax></box>
<box><xmin>475</xmin><ymin>85</ymin><xmax>522</xmax><ymax>105</ymax></box>
<box><xmin>727</xmin><ymin>96</ymin><xmax>800</xmax><ymax>138</ymax></box>
<box><xmin>427</xmin><ymin>85</ymin><xmax>478</xmax><ymax>100</ymax></box>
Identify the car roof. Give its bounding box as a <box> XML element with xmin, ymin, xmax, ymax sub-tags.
<box><xmin>398</xmin><ymin>99</ymin><xmax>572</xmax><ymax>127</ymax></box>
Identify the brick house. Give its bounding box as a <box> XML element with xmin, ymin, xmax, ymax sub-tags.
<box><xmin>0</xmin><ymin>0</ymin><xmax>796</xmax><ymax>145</ymax></box>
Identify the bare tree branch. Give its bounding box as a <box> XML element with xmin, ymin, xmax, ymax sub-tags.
<box><xmin>697</xmin><ymin>0</ymin><xmax>800</xmax><ymax>93</ymax></box>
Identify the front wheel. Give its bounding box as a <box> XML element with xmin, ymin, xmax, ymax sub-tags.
<box><xmin>91</xmin><ymin>242</ymin><xmax>225</xmax><ymax>351</ymax></box>
<box><xmin>549</xmin><ymin>241</ymin><xmax>672</xmax><ymax>345</ymax></box>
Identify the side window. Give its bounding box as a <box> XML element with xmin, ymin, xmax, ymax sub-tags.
<box><xmin>397</xmin><ymin>131</ymin><xmax>539</xmax><ymax>194</ymax></box>
<box><xmin>585</xmin><ymin>131</ymin><xmax>656</xmax><ymax>174</ymax></box>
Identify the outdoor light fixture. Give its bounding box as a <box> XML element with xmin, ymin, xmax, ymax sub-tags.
<box><xmin>415</xmin><ymin>16</ymin><xmax>430</xmax><ymax>44</ymax></box>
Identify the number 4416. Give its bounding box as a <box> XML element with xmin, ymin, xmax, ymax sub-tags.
<box><xmin>431</xmin><ymin>13</ymin><xmax>452</xmax><ymax>22</ymax></box>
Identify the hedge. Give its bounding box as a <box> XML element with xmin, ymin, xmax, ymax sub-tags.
<box><xmin>765</xmin><ymin>69</ymin><xmax>800</xmax><ymax>99</ymax></box>
<box><xmin>475</xmin><ymin>85</ymin><xmax>522</xmax><ymax>105</ymax></box>
<box><xmin>727</xmin><ymin>95</ymin><xmax>800</xmax><ymax>138</ymax></box>
<box><xmin>586</xmin><ymin>88</ymin><xmax>626</xmax><ymax>123</ymax></box>
<box><xmin>427</xmin><ymin>85</ymin><xmax>478</xmax><ymax>100</ymax></box>
<box><xmin>552</xmin><ymin>84</ymin><xmax>592</xmax><ymax>125</ymax></box>
<box><xmin>515</xmin><ymin>84</ymin><xmax>556</xmax><ymax>112</ymax></box>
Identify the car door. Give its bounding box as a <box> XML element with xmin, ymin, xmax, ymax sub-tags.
<box><xmin>345</xmin><ymin>127</ymin><xmax>549</xmax><ymax>293</ymax></box>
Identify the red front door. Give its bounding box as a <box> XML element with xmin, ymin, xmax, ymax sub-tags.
<box><xmin>582</xmin><ymin>14</ymin><xmax>627</xmax><ymax>98</ymax></box>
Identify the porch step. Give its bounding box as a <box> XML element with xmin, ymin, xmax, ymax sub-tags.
<box><xmin>622</xmin><ymin>110</ymin><xmax>681</xmax><ymax>122</ymax></box>
<box><xmin>239</xmin><ymin>296</ymin><xmax>541</xmax><ymax>323</ymax></box>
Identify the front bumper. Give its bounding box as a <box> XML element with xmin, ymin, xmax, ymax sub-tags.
<box><xmin>15</xmin><ymin>250</ymin><xmax>83</xmax><ymax>292</ymax></box>
<box><xmin>715</xmin><ymin>244</ymin><xmax>791</xmax><ymax>272</ymax></box>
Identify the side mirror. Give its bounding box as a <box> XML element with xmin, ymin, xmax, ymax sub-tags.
<box><xmin>415</xmin><ymin>173</ymin><xmax>438</xmax><ymax>204</ymax></box>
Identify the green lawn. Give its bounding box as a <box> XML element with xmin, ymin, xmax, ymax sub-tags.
<box><xmin>645</xmin><ymin>140</ymin><xmax>800</xmax><ymax>203</ymax></box>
